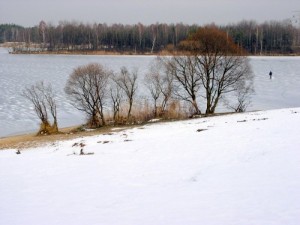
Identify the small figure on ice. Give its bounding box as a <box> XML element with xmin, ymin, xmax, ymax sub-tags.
<box><xmin>269</xmin><ymin>71</ymin><xmax>272</xmax><ymax>79</ymax></box>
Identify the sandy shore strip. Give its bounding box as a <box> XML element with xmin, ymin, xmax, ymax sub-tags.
<box><xmin>0</xmin><ymin>126</ymin><xmax>126</xmax><ymax>150</ymax></box>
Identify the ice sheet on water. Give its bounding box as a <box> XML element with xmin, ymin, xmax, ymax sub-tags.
<box><xmin>249</xmin><ymin>56</ymin><xmax>300</xmax><ymax>110</ymax></box>
<box><xmin>0</xmin><ymin>50</ymin><xmax>155</xmax><ymax>137</ymax></box>
<box><xmin>1</xmin><ymin>48</ymin><xmax>300</xmax><ymax>137</ymax></box>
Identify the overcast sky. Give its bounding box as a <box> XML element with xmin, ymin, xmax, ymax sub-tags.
<box><xmin>0</xmin><ymin>0</ymin><xmax>299</xmax><ymax>27</ymax></box>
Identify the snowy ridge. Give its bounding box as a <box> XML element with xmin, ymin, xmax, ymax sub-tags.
<box><xmin>1</xmin><ymin>108</ymin><xmax>300</xmax><ymax>225</ymax></box>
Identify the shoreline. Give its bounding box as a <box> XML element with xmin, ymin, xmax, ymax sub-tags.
<box><xmin>0</xmin><ymin>126</ymin><xmax>78</xmax><ymax>150</ymax></box>
<box><xmin>0</xmin><ymin>112</ymin><xmax>238</xmax><ymax>151</ymax></box>
<box><xmin>9</xmin><ymin>51</ymin><xmax>300</xmax><ymax>57</ymax></box>
<box><xmin>0</xmin><ymin>125</ymin><xmax>124</xmax><ymax>150</ymax></box>
<box><xmin>9</xmin><ymin>50</ymin><xmax>158</xmax><ymax>56</ymax></box>
<box><xmin>1</xmin><ymin>45</ymin><xmax>299</xmax><ymax>57</ymax></box>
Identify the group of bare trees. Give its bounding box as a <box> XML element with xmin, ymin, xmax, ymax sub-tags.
<box><xmin>22</xmin><ymin>64</ymin><xmax>140</xmax><ymax>133</ymax></box>
<box><xmin>64</xmin><ymin>28</ymin><xmax>253</xmax><ymax>128</ymax></box>
<box><xmin>64</xmin><ymin>64</ymin><xmax>139</xmax><ymax>128</ymax></box>
<box><xmin>22</xmin><ymin>26</ymin><xmax>254</xmax><ymax>135</ymax></box>
<box><xmin>2</xmin><ymin>19</ymin><xmax>300</xmax><ymax>54</ymax></box>
<box><xmin>63</xmin><ymin>61</ymin><xmax>187</xmax><ymax>128</ymax></box>
<box><xmin>225</xmin><ymin>20</ymin><xmax>299</xmax><ymax>54</ymax></box>
<box><xmin>2</xmin><ymin>22</ymin><xmax>195</xmax><ymax>53</ymax></box>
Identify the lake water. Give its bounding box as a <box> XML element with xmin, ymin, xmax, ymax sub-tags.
<box><xmin>1</xmin><ymin>48</ymin><xmax>300</xmax><ymax>137</ymax></box>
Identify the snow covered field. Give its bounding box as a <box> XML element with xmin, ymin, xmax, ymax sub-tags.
<box><xmin>1</xmin><ymin>47</ymin><xmax>300</xmax><ymax>137</ymax></box>
<box><xmin>1</xmin><ymin>108</ymin><xmax>300</xmax><ymax>225</ymax></box>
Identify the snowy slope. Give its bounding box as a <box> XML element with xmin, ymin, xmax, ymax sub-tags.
<box><xmin>1</xmin><ymin>108</ymin><xmax>300</xmax><ymax>225</ymax></box>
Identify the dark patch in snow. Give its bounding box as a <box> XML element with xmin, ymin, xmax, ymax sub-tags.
<box><xmin>98</xmin><ymin>140</ymin><xmax>111</xmax><ymax>144</ymax></box>
<box><xmin>196</xmin><ymin>129</ymin><xmax>207</xmax><ymax>132</ymax></box>
<box><xmin>67</xmin><ymin>149</ymin><xmax>94</xmax><ymax>156</ymax></box>
<box><xmin>253</xmin><ymin>118</ymin><xmax>268</xmax><ymax>121</ymax></box>
<box><xmin>71</xmin><ymin>142</ymin><xmax>91</xmax><ymax>155</ymax></box>
<box><xmin>80</xmin><ymin>152</ymin><xmax>94</xmax><ymax>155</ymax></box>
<box><xmin>72</xmin><ymin>142</ymin><xmax>85</xmax><ymax>147</ymax></box>
<box><xmin>72</xmin><ymin>142</ymin><xmax>79</xmax><ymax>147</ymax></box>
<box><xmin>237</xmin><ymin>120</ymin><xmax>247</xmax><ymax>123</ymax></box>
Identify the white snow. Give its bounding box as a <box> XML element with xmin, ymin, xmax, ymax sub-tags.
<box><xmin>1</xmin><ymin>107</ymin><xmax>300</xmax><ymax>225</ymax></box>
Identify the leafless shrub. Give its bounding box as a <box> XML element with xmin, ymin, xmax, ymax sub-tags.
<box><xmin>224</xmin><ymin>80</ymin><xmax>254</xmax><ymax>112</ymax></box>
<box><xmin>22</xmin><ymin>81</ymin><xmax>58</xmax><ymax>135</ymax></box>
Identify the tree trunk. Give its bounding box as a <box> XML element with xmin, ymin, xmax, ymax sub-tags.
<box><xmin>154</xmin><ymin>99</ymin><xmax>157</xmax><ymax>117</ymax></box>
<box><xmin>205</xmin><ymin>89</ymin><xmax>212</xmax><ymax>114</ymax></box>
<box><xmin>127</xmin><ymin>99</ymin><xmax>133</xmax><ymax>120</ymax></box>
<box><xmin>151</xmin><ymin>36</ymin><xmax>156</xmax><ymax>53</ymax></box>
<box><xmin>100</xmin><ymin>110</ymin><xmax>106</xmax><ymax>126</ymax></box>
<box><xmin>192</xmin><ymin>98</ymin><xmax>201</xmax><ymax>115</ymax></box>
<box><xmin>52</xmin><ymin>120</ymin><xmax>59</xmax><ymax>133</ymax></box>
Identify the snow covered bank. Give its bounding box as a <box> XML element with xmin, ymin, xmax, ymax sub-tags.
<box><xmin>1</xmin><ymin>108</ymin><xmax>300</xmax><ymax>225</ymax></box>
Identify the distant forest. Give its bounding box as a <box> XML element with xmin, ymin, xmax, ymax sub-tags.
<box><xmin>1</xmin><ymin>20</ymin><xmax>300</xmax><ymax>55</ymax></box>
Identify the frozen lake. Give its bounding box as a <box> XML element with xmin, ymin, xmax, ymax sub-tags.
<box><xmin>1</xmin><ymin>48</ymin><xmax>300</xmax><ymax>137</ymax></box>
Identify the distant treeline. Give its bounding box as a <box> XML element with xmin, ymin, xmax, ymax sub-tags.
<box><xmin>1</xmin><ymin>20</ymin><xmax>300</xmax><ymax>54</ymax></box>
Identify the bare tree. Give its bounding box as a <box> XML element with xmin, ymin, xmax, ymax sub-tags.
<box><xmin>114</xmin><ymin>67</ymin><xmax>138</xmax><ymax>120</ymax></box>
<box><xmin>144</xmin><ymin>71</ymin><xmax>161</xmax><ymax>117</ymax></box>
<box><xmin>65</xmin><ymin>63</ymin><xmax>111</xmax><ymax>128</ymax></box>
<box><xmin>159</xmin><ymin>70</ymin><xmax>173</xmax><ymax>114</ymax></box>
<box><xmin>110</xmin><ymin>81</ymin><xmax>123</xmax><ymax>123</ymax></box>
<box><xmin>145</xmin><ymin>59</ymin><xmax>174</xmax><ymax>117</ymax></box>
<box><xmin>161</xmin><ymin>55</ymin><xmax>202</xmax><ymax>115</ymax></box>
<box><xmin>180</xmin><ymin>25</ymin><xmax>254</xmax><ymax>114</ymax></box>
<box><xmin>22</xmin><ymin>81</ymin><xmax>58</xmax><ymax>135</ymax></box>
<box><xmin>150</xmin><ymin>24</ymin><xmax>157</xmax><ymax>53</ymax></box>
<box><xmin>39</xmin><ymin>20</ymin><xmax>47</xmax><ymax>48</ymax></box>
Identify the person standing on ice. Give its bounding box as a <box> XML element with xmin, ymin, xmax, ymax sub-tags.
<box><xmin>269</xmin><ymin>71</ymin><xmax>272</xmax><ymax>79</ymax></box>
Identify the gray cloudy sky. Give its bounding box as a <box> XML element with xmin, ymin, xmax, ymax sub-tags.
<box><xmin>0</xmin><ymin>0</ymin><xmax>299</xmax><ymax>26</ymax></box>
